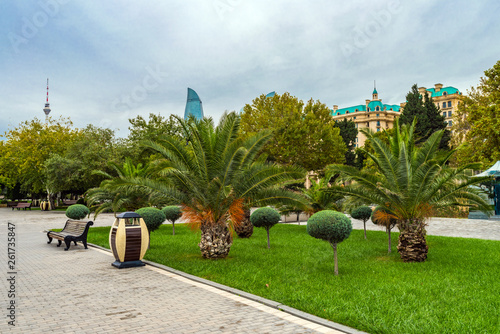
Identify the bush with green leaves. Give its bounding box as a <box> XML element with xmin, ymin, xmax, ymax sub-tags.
<box><xmin>351</xmin><ymin>205</ymin><xmax>372</xmax><ymax>239</ymax></box>
<box><xmin>162</xmin><ymin>206</ymin><xmax>182</xmax><ymax>235</ymax></box>
<box><xmin>371</xmin><ymin>206</ymin><xmax>398</xmax><ymax>253</ymax></box>
<box><xmin>65</xmin><ymin>204</ymin><xmax>90</xmax><ymax>220</ymax></box>
<box><xmin>307</xmin><ymin>210</ymin><xmax>352</xmax><ymax>275</ymax></box>
<box><xmin>250</xmin><ymin>207</ymin><xmax>281</xmax><ymax>249</ymax></box>
<box><xmin>76</xmin><ymin>197</ymin><xmax>85</xmax><ymax>205</ymax></box>
<box><xmin>136</xmin><ymin>207</ymin><xmax>166</xmax><ymax>233</ymax></box>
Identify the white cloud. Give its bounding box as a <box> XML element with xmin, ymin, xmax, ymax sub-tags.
<box><xmin>1</xmin><ymin>0</ymin><xmax>499</xmax><ymax>137</ymax></box>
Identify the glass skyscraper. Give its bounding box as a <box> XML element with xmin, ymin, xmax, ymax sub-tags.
<box><xmin>184</xmin><ymin>88</ymin><xmax>204</xmax><ymax>120</ymax></box>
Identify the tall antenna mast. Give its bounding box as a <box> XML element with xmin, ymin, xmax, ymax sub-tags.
<box><xmin>43</xmin><ymin>78</ymin><xmax>51</xmax><ymax>122</ymax></box>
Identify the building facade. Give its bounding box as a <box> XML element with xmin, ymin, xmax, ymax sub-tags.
<box><xmin>184</xmin><ymin>88</ymin><xmax>204</xmax><ymax>120</ymax></box>
<box><xmin>331</xmin><ymin>88</ymin><xmax>401</xmax><ymax>147</ymax></box>
<box><xmin>416</xmin><ymin>83</ymin><xmax>461</xmax><ymax>128</ymax></box>
<box><xmin>331</xmin><ymin>83</ymin><xmax>461</xmax><ymax>147</ymax></box>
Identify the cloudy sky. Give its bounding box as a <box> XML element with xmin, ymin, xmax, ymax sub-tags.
<box><xmin>1</xmin><ymin>0</ymin><xmax>499</xmax><ymax>137</ymax></box>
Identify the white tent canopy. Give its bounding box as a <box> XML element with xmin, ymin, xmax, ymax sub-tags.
<box><xmin>473</xmin><ymin>161</ymin><xmax>500</xmax><ymax>177</ymax></box>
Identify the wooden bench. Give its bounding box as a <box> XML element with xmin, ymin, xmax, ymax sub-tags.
<box><xmin>47</xmin><ymin>220</ymin><xmax>94</xmax><ymax>251</ymax></box>
<box><xmin>63</xmin><ymin>199</ymin><xmax>78</xmax><ymax>206</ymax></box>
<box><xmin>13</xmin><ymin>202</ymin><xmax>31</xmax><ymax>210</ymax></box>
<box><xmin>7</xmin><ymin>201</ymin><xmax>18</xmax><ymax>208</ymax></box>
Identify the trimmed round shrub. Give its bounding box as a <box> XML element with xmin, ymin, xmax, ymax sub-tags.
<box><xmin>250</xmin><ymin>207</ymin><xmax>281</xmax><ymax>249</ymax></box>
<box><xmin>162</xmin><ymin>206</ymin><xmax>182</xmax><ymax>235</ymax></box>
<box><xmin>136</xmin><ymin>207</ymin><xmax>166</xmax><ymax>233</ymax></box>
<box><xmin>307</xmin><ymin>210</ymin><xmax>352</xmax><ymax>244</ymax></box>
<box><xmin>65</xmin><ymin>204</ymin><xmax>90</xmax><ymax>220</ymax></box>
<box><xmin>351</xmin><ymin>206</ymin><xmax>372</xmax><ymax>222</ymax></box>
<box><xmin>351</xmin><ymin>205</ymin><xmax>372</xmax><ymax>239</ymax></box>
<box><xmin>307</xmin><ymin>210</ymin><xmax>352</xmax><ymax>275</ymax></box>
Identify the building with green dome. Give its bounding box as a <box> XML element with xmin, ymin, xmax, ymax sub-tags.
<box><xmin>331</xmin><ymin>83</ymin><xmax>461</xmax><ymax>147</ymax></box>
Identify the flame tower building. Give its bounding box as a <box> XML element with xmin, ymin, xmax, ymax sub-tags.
<box><xmin>43</xmin><ymin>78</ymin><xmax>51</xmax><ymax>122</ymax></box>
<box><xmin>184</xmin><ymin>88</ymin><xmax>204</xmax><ymax>120</ymax></box>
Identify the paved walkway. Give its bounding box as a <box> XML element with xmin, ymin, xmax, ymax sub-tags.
<box><xmin>0</xmin><ymin>209</ymin><xmax>353</xmax><ymax>334</ymax></box>
<box><xmin>1</xmin><ymin>209</ymin><xmax>499</xmax><ymax>333</ymax></box>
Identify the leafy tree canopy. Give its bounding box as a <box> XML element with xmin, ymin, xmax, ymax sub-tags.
<box><xmin>453</xmin><ymin>60</ymin><xmax>500</xmax><ymax>165</ymax></box>
<box><xmin>45</xmin><ymin>124</ymin><xmax>128</xmax><ymax>194</ymax></box>
<box><xmin>240</xmin><ymin>92</ymin><xmax>346</xmax><ymax>172</ymax></box>
<box><xmin>0</xmin><ymin>116</ymin><xmax>78</xmax><ymax>194</ymax></box>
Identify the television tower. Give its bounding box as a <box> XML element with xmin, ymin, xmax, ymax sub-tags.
<box><xmin>43</xmin><ymin>78</ymin><xmax>51</xmax><ymax>122</ymax></box>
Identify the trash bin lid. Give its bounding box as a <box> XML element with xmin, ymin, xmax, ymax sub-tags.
<box><xmin>116</xmin><ymin>212</ymin><xmax>142</xmax><ymax>218</ymax></box>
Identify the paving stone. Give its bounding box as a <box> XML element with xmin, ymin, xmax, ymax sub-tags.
<box><xmin>0</xmin><ymin>209</ymin><xmax>340</xmax><ymax>333</ymax></box>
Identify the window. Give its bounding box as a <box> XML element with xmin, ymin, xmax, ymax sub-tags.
<box><xmin>376</xmin><ymin>113</ymin><xmax>379</xmax><ymax>117</ymax></box>
<box><xmin>389</xmin><ymin>108</ymin><xmax>393</xmax><ymax>111</ymax></box>
<box><xmin>353</xmin><ymin>116</ymin><xmax>356</xmax><ymax>120</ymax></box>
<box><xmin>448</xmin><ymin>120</ymin><xmax>452</xmax><ymax>127</ymax></box>
<box><xmin>443</xmin><ymin>112</ymin><xmax>447</xmax><ymax>117</ymax></box>
<box><xmin>367</xmin><ymin>107</ymin><xmax>370</xmax><ymax>111</ymax></box>
<box><xmin>442</xmin><ymin>102</ymin><xmax>446</xmax><ymax>108</ymax></box>
<box><xmin>355</xmin><ymin>109</ymin><xmax>359</xmax><ymax>112</ymax></box>
<box><xmin>376</xmin><ymin>106</ymin><xmax>380</xmax><ymax>111</ymax></box>
<box><xmin>448</xmin><ymin>101</ymin><xmax>451</xmax><ymax>108</ymax></box>
<box><xmin>337</xmin><ymin>112</ymin><xmax>340</xmax><ymax>115</ymax></box>
<box><xmin>346</xmin><ymin>111</ymin><xmax>349</xmax><ymax>114</ymax></box>
<box><xmin>376</xmin><ymin>128</ymin><xmax>380</xmax><ymax>132</ymax></box>
<box><xmin>366</xmin><ymin>122</ymin><xmax>369</xmax><ymax>127</ymax></box>
<box><xmin>448</xmin><ymin>111</ymin><xmax>452</xmax><ymax>117</ymax></box>
<box><xmin>377</xmin><ymin>121</ymin><xmax>380</xmax><ymax>126</ymax></box>
<box><xmin>355</xmin><ymin>124</ymin><xmax>358</xmax><ymax>128</ymax></box>
<box><xmin>443</xmin><ymin>92</ymin><xmax>447</xmax><ymax>96</ymax></box>
<box><xmin>356</xmin><ymin>137</ymin><xmax>358</xmax><ymax>142</ymax></box>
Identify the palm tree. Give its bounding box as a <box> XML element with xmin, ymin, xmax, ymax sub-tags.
<box><xmin>122</xmin><ymin>112</ymin><xmax>305</xmax><ymax>259</ymax></box>
<box><xmin>278</xmin><ymin>177</ymin><xmax>342</xmax><ymax>224</ymax></box>
<box><xmin>86</xmin><ymin>158</ymin><xmax>156</xmax><ymax>216</ymax></box>
<box><xmin>326</xmin><ymin>119</ymin><xmax>490</xmax><ymax>262</ymax></box>
<box><xmin>303</xmin><ymin>176</ymin><xmax>343</xmax><ymax>214</ymax></box>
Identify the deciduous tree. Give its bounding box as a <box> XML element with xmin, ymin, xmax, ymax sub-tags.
<box><xmin>0</xmin><ymin>117</ymin><xmax>78</xmax><ymax>200</ymax></box>
<box><xmin>453</xmin><ymin>60</ymin><xmax>500</xmax><ymax>165</ymax></box>
<box><xmin>241</xmin><ymin>92</ymin><xmax>346</xmax><ymax>172</ymax></box>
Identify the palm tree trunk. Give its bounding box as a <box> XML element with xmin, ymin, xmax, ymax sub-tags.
<box><xmin>363</xmin><ymin>221</ymin><xmax>367</xmax><ymax>239</ymax></box>
<box><xmin>172</xmin><ymin>222</ymin><xmax>175</xmax><ymax>236</ymax></box>
<box><xmin>234</xmin><ymin>209</ymin><xmax>253</xmax><ymax>238</ymax></box>
<box><xmin>397</xmin><ymin>219</ymin><xmax>428</xmax><ymax>262</ymax></box>
<box><xmin>199</xmin><ymin>223</ymin><xmax>233</xmax><ymax>259</ymax></box>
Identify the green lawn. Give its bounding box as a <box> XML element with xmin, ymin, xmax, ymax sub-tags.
<box><xmin>87</xmin><ymin>223</ymin><xmax>500</xmax><ymax>334</ymax></box>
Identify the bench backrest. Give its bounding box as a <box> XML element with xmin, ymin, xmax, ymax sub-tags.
<box><xmin>62</xmin><ymin>220</ymin><xmax>94</xmax><ymax>236</ymax></box>
<box><xmin>17</xmin><ymin>203</ymin><xmax>31</xmax><ymax>208</ymax></box>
